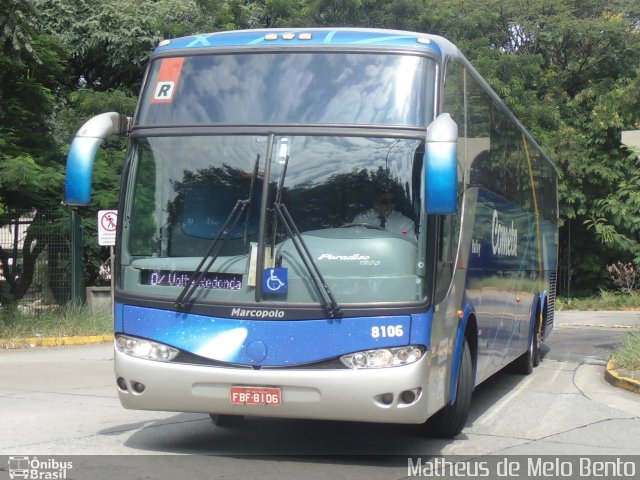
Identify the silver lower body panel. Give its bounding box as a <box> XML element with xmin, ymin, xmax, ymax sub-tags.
<box><xmin>115</xmin><ymin>348</ymin><xmax>438</xmax><ymax>424</ymax></box>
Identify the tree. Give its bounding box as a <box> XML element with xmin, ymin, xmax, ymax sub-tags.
<box><xmin>33</xmin><ymin>0</ymin><xmax>207</xmax><ymax>288</ymax></box>
<box><xmin>0</xmin><ymin>2</ymin><xmax>68</xmax><ymax>304</ymax></box>
<box><xmin>36</xmin><ymin>0</ymin><xmax>210</xmax><ymax>91</ymax></box>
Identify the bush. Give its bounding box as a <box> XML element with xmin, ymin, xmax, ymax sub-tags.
<box><xmin>0</xmin><ymin>301</ymin><xmax>111</xmax><ymax>339</ymax></box>
<box><xmin>614</xmin><ymin>329</ymin><xmax>640</xmax><ymax>372</ymax></box>
<box><xmin>607</xmin><ymin>262</ymin><xmax>639</xmax><ymax>296</ymax></box>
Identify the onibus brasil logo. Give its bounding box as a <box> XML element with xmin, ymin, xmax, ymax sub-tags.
<box><xmin>8</xmin><ymin>456</ymin><xmax>73</xmax><ymax>479</ymax></box>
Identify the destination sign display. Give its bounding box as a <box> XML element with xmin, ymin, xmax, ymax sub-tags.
<box><xmin>140</xmin><ymin>270</ymin><xmax>242</xmax><ymax>290</ymax></box>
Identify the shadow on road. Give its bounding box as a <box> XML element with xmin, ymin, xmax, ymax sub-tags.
<box><xmin>98</xmin><ymin>365</ymin><xmax>545</xmax><ymax>460</ymax></box>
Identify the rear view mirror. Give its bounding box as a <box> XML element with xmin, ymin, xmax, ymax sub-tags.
<box><xmin>64</xmin><ymin>112</ymin><xmax>130</xmax><ymax>206</ymax></box>
<box><xmin>424</xmin><ymin>113</ymin><xmax>458</xmax><ymax>215</ymax></box>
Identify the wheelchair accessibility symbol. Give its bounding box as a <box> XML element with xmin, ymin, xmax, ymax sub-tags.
<box><xmin>263</xmin><ymin>268</ymin><xmax>288</xmax><ymax>294</ymax></box>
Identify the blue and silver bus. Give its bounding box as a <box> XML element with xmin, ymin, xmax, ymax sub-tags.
<box><xmin>65</xmin><ymin>28</ymin><xmax>558</xmax><ymax>438</ymax></box>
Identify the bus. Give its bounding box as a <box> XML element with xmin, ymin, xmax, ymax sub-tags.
<box><xmin>64</xmin><ymin>28</ymin><xmax>558</xmax><ymax>438</ymax></box>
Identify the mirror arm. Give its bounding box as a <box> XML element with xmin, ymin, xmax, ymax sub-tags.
<box><xmin>64</xmin><ymin>113</ymin><xmax>131</xmax><ymax>206</ymax></box>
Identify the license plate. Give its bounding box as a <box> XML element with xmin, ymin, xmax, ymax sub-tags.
<box><xmin>230</xmin><ymin>386</ymin><xmax>282</xmax><ymax>406</ymax></box>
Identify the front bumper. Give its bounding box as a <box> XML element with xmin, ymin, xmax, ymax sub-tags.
<box><xmin>114</xmin><ymin>347</ymin><xmax>438</xmax><ymax>424</ymax></box>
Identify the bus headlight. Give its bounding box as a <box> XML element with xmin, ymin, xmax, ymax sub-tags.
<box><xmin>340</xmin><ymin>346</ymin><xmax>424</xmax><ymax>369</ymax></box>
<box><xmin>115</xmin><ymin>335</ymin><xmax>179</xmax><ymax>362</ymax></box>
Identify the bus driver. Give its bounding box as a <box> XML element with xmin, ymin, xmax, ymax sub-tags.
<box><xmin>353</xmin><ymin>191</ymin><xmax>415</xmax><ymax>237</ymax></box>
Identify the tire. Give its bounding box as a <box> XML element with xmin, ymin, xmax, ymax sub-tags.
<box><xmin>424</xmin><ymin>339</ymin><xmax>473</xmax><ymax>438</ymax></box>
<box><xmin>209</xmin><ymin>414</ymin><xmax>244</xmax><ymax>427</ymax></box>
<box><xmin>514</xmin><ymin>316</ymin><xmax>541</xmax><ymax>375</ymax></box>
<box><xmin>533</xmin><ymin>325</ymin><xmax>542</xmax><ymax>367</ymax></box>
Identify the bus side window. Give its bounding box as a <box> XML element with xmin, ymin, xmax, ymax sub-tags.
<box><xmin>434</xmin><ymin>59</ymin><xmax>465</xmax><ymax>303</ymax></box>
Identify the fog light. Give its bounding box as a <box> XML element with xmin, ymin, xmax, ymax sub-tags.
<box><xmin>116</xmin><ymin>377</ymin><xmax>128</xmax><ymax>391</ymax></box>
<box><xmin>131</xmin><ymin>381</ymin><xmax>145</xmax><ymax>393</ymax></box>
<box><xmin>380</xmin><ymin>393</ymin><xmax>393</xmax><ymax>405</ymax></box>
<box><xmin>400</xmin><ymin>390</ymin><xmax>416</xmax><ymax>404</ymax></box>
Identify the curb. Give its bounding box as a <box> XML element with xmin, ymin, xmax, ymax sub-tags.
<box><xmin>0</xmin><ymin>334</ymin><xmax>113</xmax><ymax>349</ymax></box>
<box><xmin>558</xmin><ymin>323</ymin><xmax>636</xmax><ymax>329</ymax></box>
<box><xmin>605</xmin><ymin>358</ymin><xmax>640</xmax><ymax>394</ymax></box>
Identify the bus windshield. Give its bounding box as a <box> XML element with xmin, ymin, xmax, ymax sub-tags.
<box><xmin>123</xmin><ymin>134</ymin><xmax>426</xmax><ymax>305</ymax></box>
<box><xmin>136</xmin><ymin>52</ymin><xmax>433</xmax><ymax>127</ymax></box>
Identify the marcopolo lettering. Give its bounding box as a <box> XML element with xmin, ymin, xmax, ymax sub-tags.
<box><xmin>491</xmin><ymin>210</ymin><xmax>518</xmax><ymax>257</ymax></box>
<box><xmin>317</xmin><ymin>253</ymin><xmax>370</xmax><ymax>261</ymax></box>
<box><xmin>231</xmin><ymin>308</ymin><xmax>285</xmax><ymax>318</ymax></box>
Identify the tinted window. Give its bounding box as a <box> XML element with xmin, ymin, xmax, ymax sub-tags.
<box><xmin>137</xmin><ymin>53</ymin><xmax>434</xmax><ymax>127</ymax></box>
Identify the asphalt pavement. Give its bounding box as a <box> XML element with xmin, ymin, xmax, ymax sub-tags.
<box><xmin>554</xmin><ymin>310</ymin><xmax>640</xmax><ymax>395</ymax></box>
<box><xmin>556</xmin><ymin>310</ymin><xmax>640</xmax><ymax>328</ymax></box>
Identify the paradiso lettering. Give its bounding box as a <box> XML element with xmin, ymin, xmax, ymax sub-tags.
<box><xmin>317</xmin><ymin>253</ymin><xmax>369</xmax><ymax>261</ymax></box>
<box><xmin>491</xmin><ymin>210</ymin><xmax>518</xmax><ymax>257</ymax></box>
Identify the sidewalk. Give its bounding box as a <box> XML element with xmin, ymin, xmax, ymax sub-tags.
<box><xmin>556</xmin><ymin>310</ymin><xmax>640</xmax><ymax>394</ymax></box>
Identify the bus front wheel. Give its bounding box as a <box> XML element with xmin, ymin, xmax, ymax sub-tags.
<box><xmin>423</xmin><ymin>339</ymin><xmax>473</xmax><ymax>438</ymax></box>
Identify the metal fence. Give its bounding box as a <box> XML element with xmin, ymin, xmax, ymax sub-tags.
<box><xmin>0</xmin><ymin>210</ymin><xmax>74</xmax><ymax>314</ymax></box>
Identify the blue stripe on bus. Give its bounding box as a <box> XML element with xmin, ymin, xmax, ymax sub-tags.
<box><xmin>115</xmin><ymin>304</ymin><xmax>432</xmax><ymax>367</ymax></box>
<box><xmin>154</xmin><ymin>29</ymin><xmax>442</xmax><ymax>55</ymax></box>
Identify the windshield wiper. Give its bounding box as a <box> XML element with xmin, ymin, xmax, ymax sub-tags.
<box><xmin>175</xmin><ymin>199</ymin><xmax>249</xmax><ymax>308</ymax></box>
<box><xmin>273</xmin><ymin>202</ymin><xmax>340</xmax><ymax>318</ymax></box>
<box><xmin>263</xmin><ymin>141</ymin><xmax>340</xmax><ymax>318</ymax></box>
<box><xmin>175</xmin><ymin>155</ymin><xmax>260</xmax><ymax>309</ymax></box>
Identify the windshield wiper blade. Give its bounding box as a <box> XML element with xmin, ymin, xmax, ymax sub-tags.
<box><xmin>262</xmin><ymin>139</ymin><xmax>339</xmax><ymax>317</ymax></box>
<box><xmin>175</xmin><ymin>199</ymin><xmax>249</xmax><ymax>309</ymax></box>
<box><xmin>273</xmin><ymin>202</ymin><xmax>340</xmax><ymax>318</ymax></box>
<box><xmin>176</xmin><ymin>155</ymin><xmax>261</xmax><ymax>308</ymax></box>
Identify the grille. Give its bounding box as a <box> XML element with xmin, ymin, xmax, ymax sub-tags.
<box><xmin>547</xmin><ymin>270</ymin><xmax>557</xmax><ymax>327</ymax></box>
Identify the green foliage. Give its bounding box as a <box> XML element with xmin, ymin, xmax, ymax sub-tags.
<box><xmin>36</xmin><ymin>0</ymin><xmax>208</xmax><ymax>91</ymax></box>
<box><xmin>0</xmin><ymin>301</ymin><xmax>112</xmax><ymax>338</ymax></box>
<box><xmin>0</xmin><ymin>32</ymin><xmax>67</xmax><ymax>212</ymax></box>
<box><xmin>0</xmin><ymin>0</ymin><xmax>40</xmax><ymax>63</ymax></box>
<box><xmin>557</xmin><ymin>291</ymin><xmax>640</xmax><ymax>311</ymax></box>
<box><xmin>0</xmin><ymin>156</ymin><xmax>64</xmax><ymax>208</ymax></box>
<box><xmin>614</xmin><ymin>329</ymin><xmax>640</xmax><ymax>373</ymax></box>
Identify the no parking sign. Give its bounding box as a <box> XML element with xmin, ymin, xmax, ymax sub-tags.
<box><xmin>98</xmin><ymin>210</ymin><xmax>117</xmax><ymax>246</ymax></box>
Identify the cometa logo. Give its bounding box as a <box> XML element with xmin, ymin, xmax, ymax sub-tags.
<box><xmin>491</xmin><ymin>210</ymin><xmax>518</xmax><ymax>257</ymax></box>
